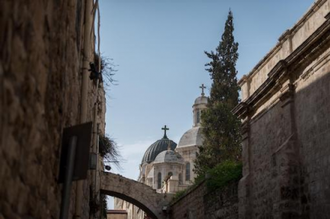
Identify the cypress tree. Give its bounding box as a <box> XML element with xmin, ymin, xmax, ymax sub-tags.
<box><xmin>195</xmin><ymin>10</ymin><xmax>241</xmax><ymax>177</ymax></box>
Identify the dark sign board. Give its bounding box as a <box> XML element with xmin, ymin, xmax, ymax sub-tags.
<box><xmin>58</xmin><ymin>122</ymin><xmax>93</xmax><ymax>183</ymax></box>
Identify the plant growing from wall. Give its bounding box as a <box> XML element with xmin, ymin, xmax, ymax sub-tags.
<box><xmin>98</xmin><ymin>135</ymin><xmax>122</xmax><ymax>216</ymax></box>
<box><xmin>89</xmin><ymin>187</ymin><xmax>100</xmax><ymax>216</ymax></box>
<box><xmin>94</xmin><ymin>53</ymin><xmax>117</xmax><ymax>87</ymax></box>
<box><xmin>99</xmin><ymin>134</ymin><xmax>122</xmax><ymax>168</ymax></box>
<box><xmin>100</xmin><ymin>194</ymin><xmax>107</xmax><ymax>218</ymax></box>
<box><xmin>171</xmin><ymin>189</ymin><xmax>187</xmax><ymax>203</ymax></box>
<box><xmin>195</xmin><ymin>10</ymin><xmax>241</xmax><ymax>177</ymax></box>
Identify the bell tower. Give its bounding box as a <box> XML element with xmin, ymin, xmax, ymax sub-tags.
<box><xmin>193</xmin><ymin>84</ymin><xmax>208</xmax><ymax>127</ymax></box>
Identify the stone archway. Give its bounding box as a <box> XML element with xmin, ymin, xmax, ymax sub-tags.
<box><xmin>100</xmin><ymin>172</ymin><xmax>170</xmax><ymax>219</ymax></box>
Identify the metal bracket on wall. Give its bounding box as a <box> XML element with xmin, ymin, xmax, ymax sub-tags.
<box><xmin>58</xmin><ymin>122</ymin><xmax>93</xmax><ymax>219</ymax></box>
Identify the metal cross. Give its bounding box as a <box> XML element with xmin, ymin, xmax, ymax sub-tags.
<box><xmin>200</xmin><ymin>84</ymin><xmax>206</xmax><ymax>96</ymax></box>
<box><xmin>162</xmin><ymin>125</ymin><xmax>169</xmax><ymax>138</ymax></box>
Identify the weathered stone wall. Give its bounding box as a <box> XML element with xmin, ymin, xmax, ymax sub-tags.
<box><xmin>238</xmin><ymin>52</ymin><xmax>330</xmax><ymax>218</ymax></box>
<box><xmin>204</xmin><ymin>183</ymin><xmax>239</xmax><ymax>219</ymax></box>
<box><xmin>235</xmin><ymin>0</ymin><xmax>330</xmax><ymax>218</ymax></box>
<box><xmin>240</xmin><ymin>99</ymin><xmax>300</xmax><ymax>218</ymax></box>
<box><xmin>294</xmin><ymin>47</ymin><xmax>330</xmax><ymax>217</ymax></box>
<box><xmin>170</xmin><ymin>182</ymin><xmax>238</xmax><ymax>219</ymax></box>
<box><xmin>170</xmin><ymin>182</ymin><xmax>206</xmax><ymax>219</ymax></box>
<box><xmin>0</xmin><ymin>1</ymin><xmax>105</xmax><ymax>218</ymax></box>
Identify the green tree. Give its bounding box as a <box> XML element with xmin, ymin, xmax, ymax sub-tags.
<box><xmin>195</xmin><ymin>10</ymin><xmax>241</xmax><ymax>177</ymax></box>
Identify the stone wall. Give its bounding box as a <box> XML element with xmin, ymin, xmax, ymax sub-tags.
<box><xmin>294</xmin><ymin>48</ymin><xmax>330</xmax><ymax>217</ymax></box>
<box><xmin>204</xmin><ymin>183</ymin><xmax>239</xmax><ymax>219</ymax></box>
<box><xmin>0</xmin><ymin>1</ymin><xmax>105</xmax><ymax>218</ymax></box>
<box><xmin>170</xmin><ymin>182</ymin><xmax>206</xmax><ymax>219</ymax></box>
<box><xmin>234</xmin><ymin>0</ymin><xmax>330</xmax><ymax>218</ymax></box>
<box><xmin>170</xmin><ymin>182</ymin><xmax>238</xmax><ymax>219</ymax></box>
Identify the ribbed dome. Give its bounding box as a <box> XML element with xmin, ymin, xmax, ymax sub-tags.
<box><xmin>177</xmin><ymin>126</ymin><xmax>203</xmax><ymax>148</ymax></box>
<box><xmin>154</xmin><ymin>150</ymin><xmax>183</xmax><ymax>163</ymax></box>
<box><xmin>194</xmin><ymin>96</ymin><xmax>208</xmax><ymax>105</ymax></box>
<box><xmin>141</xmin><ymin>137</ymin><xmax>177</xmax><ymax>164</ymax></box>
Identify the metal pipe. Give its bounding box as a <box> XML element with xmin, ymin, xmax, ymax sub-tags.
<box><xmin>75</xmin><ymin>0</ymin><xmax>94</xmax><ymax>217</ymax></box>
<box><xmin>91</xmin><ymin>92</ymin><xmax>99</xmax><ymax>219</ymax></box>
<box><xmin>93</xmin><ymin>3</ymin><xmax>102</xmax><ymax>218</ymax></box>
<box><xmin>60</xmin><ymin>136</ymin><xmax>77</xmax><ymax>219</ymax></box>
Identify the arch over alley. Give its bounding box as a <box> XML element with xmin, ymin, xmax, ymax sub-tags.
<box><xmin>100</xmin><ymin>172</ymin><xmax>171</xmax><ymax>219</ymax></box>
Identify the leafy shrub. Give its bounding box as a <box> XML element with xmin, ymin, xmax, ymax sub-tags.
<box><xmin>171</xmin><ymin>189</ymin><xmax>187</xmax><ymax>203</ymax></box>
<box><xmin>206</xmin><ymin>160</ymin><xmax>242</xmax><ymax>191</ymax></box>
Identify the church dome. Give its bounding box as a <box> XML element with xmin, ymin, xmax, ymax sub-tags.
<box><xmin>177</xmin><ymin>126</ymin><xmax>203</xmax><ymax>148</ymax></box>
<box><xmin>154</xmin><ymin>150</ymin><xmax>184</xmax><ymax>163</ymax></box>
<box><xmin>141</xmin><ymin>136</ymin><xmax>177</xmax><ymax>164</ymax></box>
<box><xmin>194</xmin><ymin>95</ymin><xmax>208</xmax><ymax>106</ymax></box>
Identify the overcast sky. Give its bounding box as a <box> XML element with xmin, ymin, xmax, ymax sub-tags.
<box><xmin>99</xmin><ymin>0</ymin><xmax>314</xmax><ymax>208</ymax></box>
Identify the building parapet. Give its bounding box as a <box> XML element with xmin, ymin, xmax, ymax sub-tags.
<box><xmin>239</xmin><ymin>0</ymin><xmax>330</xmax><ymax>102</ymax></box>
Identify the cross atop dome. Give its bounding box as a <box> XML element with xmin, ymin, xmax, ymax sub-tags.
<box><xmin>162</xmin><ymin>125</ymin><xmax>169</xmax><ymax>138</ymax></box>
<box><xmin>199</xmin><ymin>84</ymin><xmax>206</xmax><ymax>96</ymax></box>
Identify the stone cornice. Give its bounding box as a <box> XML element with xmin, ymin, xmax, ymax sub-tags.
<box><xmin>233</xmin><ymin>17</ymin><xmax>330</xmax><ymax>119</ymax></box>
<box><xmin>238</xmin><ymin>0</ymin><xmax>328</xmax><ymax>86</ymax></box>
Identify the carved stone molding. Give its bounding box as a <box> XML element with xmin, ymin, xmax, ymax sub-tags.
<box><xmin>233</xmin><ymin>18</ymin><xmax>330</xmax><ymax>119</ymax></box>
<box><xmin>279</xmin><ymin>83</ymin><xmax>295</xmax><ymax>107</ymax></box>
<box><xmin>241</xmin><ymin>121</ymin><xmax>250</xmax><ymax>140</ymax></box>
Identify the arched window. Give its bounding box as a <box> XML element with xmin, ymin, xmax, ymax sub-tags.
<box><xmin>179</xmin><ymin>173</ymin><xmax>183</xmax><ymax>185</ymax></box>
<box><xmin>196</xmin><ymin>110</ymin><xmax>200</xmax><ymax>124</ymax></box>
<box><xmin>185</xmin><ymin>163</ymin><xmax>190</xmax><ymax>181</ymax></box>
<box><xmin>157</xmin><ymin>172</ymin><xmax>162</xmax><ymax>189</ymax></box>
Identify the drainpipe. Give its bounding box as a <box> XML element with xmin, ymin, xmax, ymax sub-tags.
<box><xmin>75</xmin><ymin>0</ymin><xmax>93</xmax><ymax>218</ymax></box>
<box><xmin>92</xmin><ymin>82</ymin><xmax>100</xmax><ymax>219</ymax></box>
<box><xmin>92</xmin><ymin>2</ymin><xmax>102</xmax><ymax>218</ymax></box>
